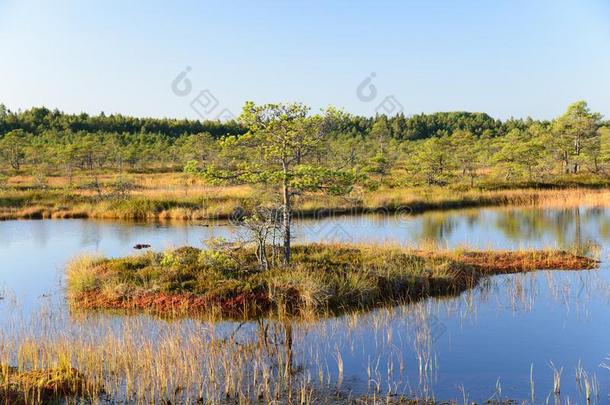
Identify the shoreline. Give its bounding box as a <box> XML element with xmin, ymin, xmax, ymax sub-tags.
<box><xmin>3</xmin><ymin>187</ymin><xmax>610</xmax><ymax>222</ymax></box>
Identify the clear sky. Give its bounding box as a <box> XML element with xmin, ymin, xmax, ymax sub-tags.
<box><xmin>1</xmin><ymin>0</ymin><xmax>609</xmax><ymax>120</ymax></box>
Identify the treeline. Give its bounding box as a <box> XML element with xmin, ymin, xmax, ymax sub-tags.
<box><xmin>0</xmin><ymin>105</ymin><xmax>245</xmax><ymax>139</ymax></box>
<box><xmin>0</xmin><ymin>101</ymin><xmax>609</xmax><ymax>187</ymax></box>
<box><xmin>0</xmin><ymin>104</ymin><xmax>550</xmax><ymax>141</ymax></box>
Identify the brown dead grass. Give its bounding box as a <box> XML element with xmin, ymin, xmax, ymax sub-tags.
<box><xmin>3</xmin><ymin>187</ymin><xmax>610</xmax><ymax>222</ymax></box>
<box><xmin>0</xmin><ymin>365</ymin><xmax>92</xmax><ymax>404</ymax></box>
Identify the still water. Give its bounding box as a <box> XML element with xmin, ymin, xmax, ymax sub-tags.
<box><xmin>1</xmin><ymin>206</ymin><xmax>610</xmax><ymax>402</ymax></box>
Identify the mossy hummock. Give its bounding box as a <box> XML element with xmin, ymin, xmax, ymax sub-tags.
<box><xmin>66</xmin><ymin>244</ymin><xmax>598</xmax><ymax>318</ymax></box>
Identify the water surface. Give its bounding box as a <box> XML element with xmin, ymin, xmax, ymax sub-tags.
<box><xmin>1</xmin><ymin>206</ymin><xmax>609</xmax><ymax>402</ymax></box>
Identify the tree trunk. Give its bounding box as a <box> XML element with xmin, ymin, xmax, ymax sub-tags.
<box><xmin>10</xmin><ymin>149</ymin><xmax>20</xmax><ymax>171</ymax></box>
<box><xmin>282</xmin><ymin>168</ymin><xmax>291</xmax><ymax>265</ymax></box>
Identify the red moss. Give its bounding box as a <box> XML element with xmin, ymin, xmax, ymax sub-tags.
<box><xmin>74</xmin><ymin>290</ymin><xmax>271</xmax><ymax>318</ymax></box>
<box><xmin>429</xmin><ymin>251</ymin><xmax>598</xmax><ymax>274</ymax></box>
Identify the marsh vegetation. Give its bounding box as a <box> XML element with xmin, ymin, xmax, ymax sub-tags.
<box><xmin>66</xmin><ymin>243</ymin><xmax>597</xmax><ymax>319</ymax></box>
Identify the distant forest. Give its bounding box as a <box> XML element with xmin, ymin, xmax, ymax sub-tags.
<box><xmin>1</xmin><ymin>102</ymin><xmax>609</xmax><ymax>187</ymax></box>
<box><xmin>0</xmin><ymin>104</ymin><xmax>560</xmax><ymax>140</ymax></box>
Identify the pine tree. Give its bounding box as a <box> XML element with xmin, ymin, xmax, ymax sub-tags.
<box><xmin>551</xmin><ymin>101</ymin><xmax>602</xmax><ymax>174</ymax></box>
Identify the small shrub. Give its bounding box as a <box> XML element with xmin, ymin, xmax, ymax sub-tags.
<box><xmin>160</xmin><ymin>252</ymin><xmax>179</xmax><ymax>267</ymax></box>
<box><xmin>198</xmin><ymin>250</ymin><xmax>239</xmax><ymax>277</ymax></box>
<box><xmin>109</xmin><ymin>175</ymin><xmax>135</xmax><ymax>201</ymax></box>
<box><xmin>32</xmin><ymin>169</ymin><xmax>49</xmax><ymax>190</ymax></box>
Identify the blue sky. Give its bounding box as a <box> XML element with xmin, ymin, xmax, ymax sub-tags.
<box><xmin>1</xmin><ymin>0</ymin><xmax>609</xmax><ymax>120</ymax></box>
